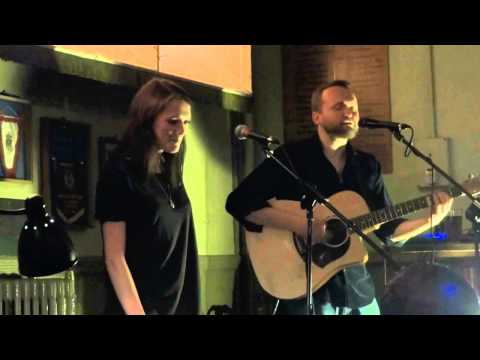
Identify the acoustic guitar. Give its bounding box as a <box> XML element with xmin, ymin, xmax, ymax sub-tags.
<box><xmin>245</xmin><ymin>177</ymin><xmax>480</xmax><ymax>300</ymax></box>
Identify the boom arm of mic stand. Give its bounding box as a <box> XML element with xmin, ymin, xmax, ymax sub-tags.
<box><xmin>390</xmin><ymin>129</ymin><xmax>480</xmax><ymax>209</ymax></box>
<box><xmin>262</xmin><ymin>146</ymin><xmax>402</xmax><ymax>271</ymax></box>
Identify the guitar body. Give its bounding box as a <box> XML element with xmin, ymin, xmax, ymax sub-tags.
<box><xmin>244</xmin><ymin>176</ymin><xmax>480</xmax><ymax>300</ymax></box>
<box><xmin>245</xmin><ymin>191</ymin><xmax>372</xmax><ymax>300</ymax></box>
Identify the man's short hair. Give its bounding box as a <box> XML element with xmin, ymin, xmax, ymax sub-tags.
<box><xmin>311</xmin><ymin>80</ymin><xmax>351</xmax><ymax>112</ymax></box>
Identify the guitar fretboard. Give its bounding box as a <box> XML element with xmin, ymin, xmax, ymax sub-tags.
<box><xmin>351</xmin><ymin>183</ymin><xmax>465</xmax><ymax>230</ymax></box>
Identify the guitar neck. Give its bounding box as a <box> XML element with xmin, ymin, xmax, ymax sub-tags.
<box><xmin>353</xmin><ymin>187</ymin><xmax>460</xmax><ymax>231</ymax></box>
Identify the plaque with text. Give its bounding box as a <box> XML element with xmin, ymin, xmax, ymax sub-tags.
<box><xmin>42</xmin><ymin>118</ymin><xmax>90</xmax><ymax>227</ymax></box>
<box><xmin>283</xmin><ymin>45</ymin><xmax>393</xmax><ymax>173</ymax></box>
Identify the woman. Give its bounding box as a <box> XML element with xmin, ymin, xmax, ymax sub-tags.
<box><xmin>95</xmin><ymin>78</ymin><xmax>199</xmax><ymax>315</ymax></box>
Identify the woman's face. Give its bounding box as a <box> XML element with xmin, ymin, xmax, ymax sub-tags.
<box><xmin>153</xmin><ymin>99</ymin><xmax>191</xmax><ymax>153</ymax></box>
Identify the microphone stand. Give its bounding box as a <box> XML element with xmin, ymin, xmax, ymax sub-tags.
<box><xmin>391</xmin><ymin>127</ymin><xmax>480</xmax><ymax>269</ymax></box>
<box><xmin>259</xmin><ymin>142</ymin><xmax>402</xmax><ymax>315</ymax></box>
<box><xmin>390</xmin><ymin>129</ymin><xmax>480</xmax><ymax>210</ymax></box>
<box><xmin>390</xmin><ymin>127</ymin><xmax>480</xmax><ymax>297</ymax></box>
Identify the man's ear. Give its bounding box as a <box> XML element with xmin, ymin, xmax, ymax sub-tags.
<box><xmin>312</xmin><ymin>111</ymin><xmax>322</xmax><ymax>126</ymax></box>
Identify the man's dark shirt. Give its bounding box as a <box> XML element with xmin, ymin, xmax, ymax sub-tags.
<box><xmin>226</xmin><ymin>135</ymin><xmax>405</xmax><ymax>310</ymax></box>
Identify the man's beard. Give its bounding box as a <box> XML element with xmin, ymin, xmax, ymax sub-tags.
<box><xmin>324</xmin><ymin>123</ymin><xmax>359</xmax><ymax>140</ymax></box>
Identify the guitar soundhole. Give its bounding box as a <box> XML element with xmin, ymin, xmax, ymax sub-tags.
<box><xmin>323</xmin><ymin>218</ymin><xmax>349</xmax><ymax>248</ymax></box>
<box><xmin>293</xmin><ymin>218</ymin><xmax>351</xmax><ymax>268</ymax></box>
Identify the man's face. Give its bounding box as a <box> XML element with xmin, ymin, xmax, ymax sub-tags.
<box><xmin>312</xmin><ymin>86</ymin><xmax>360</xmax><ymax>140</ymax></box>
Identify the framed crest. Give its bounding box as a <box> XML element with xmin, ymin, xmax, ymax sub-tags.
<box><xmin>0</xmin><ymin>95</ymin><xmax>31</xmax><ymax>179</ymax></box>
<box><xmin>40</xmin><ymin>117</ymin><xmax>90</xmax><ymax>227</ymax></box>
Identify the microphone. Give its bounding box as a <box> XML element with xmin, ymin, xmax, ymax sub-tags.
<box><xmin>359</xmin><ymin>117</ymin><xmax>411</xmax><ymax>130</ymax></box>
<box><xmin>234</xmin><ymin>124</ymin><xmax>280</xmax><ymax>145</ymax></box>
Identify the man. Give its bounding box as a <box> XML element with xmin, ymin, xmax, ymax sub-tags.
<box><xmin>226</xmin><ymin>80</ymin><xmax>453</xmax><ymax>315</ymax></box>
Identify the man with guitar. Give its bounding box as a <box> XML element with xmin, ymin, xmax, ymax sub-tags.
<box><xmin>226</xmin><ymin>80</ymin><xmax>454</xmax><ymax>315</ymax></box>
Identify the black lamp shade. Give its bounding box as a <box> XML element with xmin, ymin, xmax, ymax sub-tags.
<box><xmin>17</xmin><ymin>196</ymin><xmax>78</xmax><ymax>277</ymax></box>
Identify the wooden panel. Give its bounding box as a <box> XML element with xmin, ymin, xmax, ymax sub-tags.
<box><xmin>55</xmin><ymin>45</ymin><xmax>252</xmax><ymax>95</ymax></box>
<box><xmin>56</xmin><ymin>45</ymin><xmax>158</xmax><ymax>70</ymax></box>
<box><xmin>282</xmin><ymin>45</ymin><xmax>393</xmax><ymax>173</ymax></box>
<box><xmin>283</xmin><ymin>45</ymin><xmax>333</xmax><ymax>142</ymax></box>
<box><xmin>158</xmin><ymin>45</ymin><xmax>251</xmax><ymax>94</ymax></box>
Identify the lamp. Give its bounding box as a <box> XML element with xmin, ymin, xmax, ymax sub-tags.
<box><xmin>0</xmin><ymin>195</ymin><xmax>78</xmax><ymax>277</ymax></box>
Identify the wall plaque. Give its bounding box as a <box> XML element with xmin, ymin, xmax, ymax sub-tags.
<box><xmin>41</xmin><ymin>118</ymin><xmax>90</xmax><ymax>227</ymax></box>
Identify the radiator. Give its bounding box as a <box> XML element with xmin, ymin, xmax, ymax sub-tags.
<box><xmin>0</xmin><ymin>271</ymin><xmax>76</xmax><ymax>315</ymax></box>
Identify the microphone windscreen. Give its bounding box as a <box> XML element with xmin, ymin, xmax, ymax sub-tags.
<box><xmin>234</xmin><ymin>124</ymin><xmax>249</xmax><ymax>139</ymax></box>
